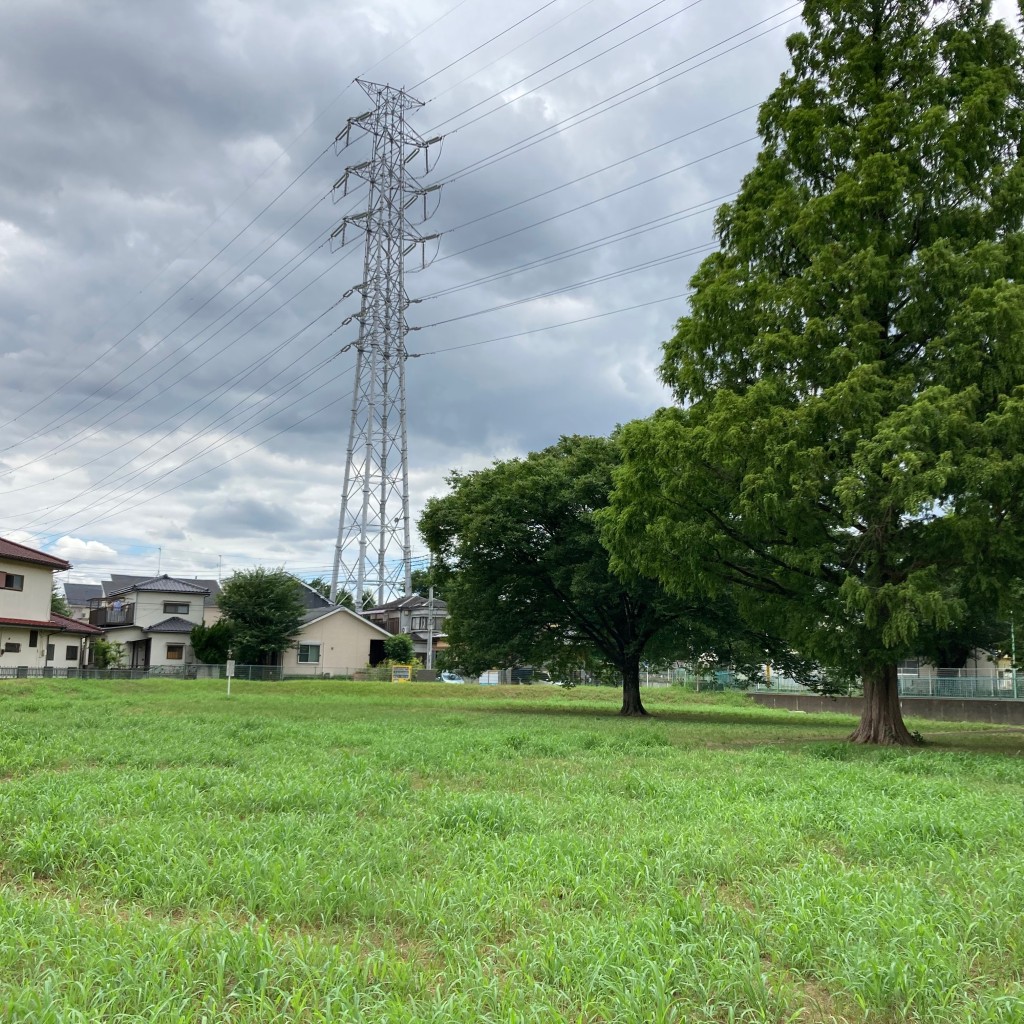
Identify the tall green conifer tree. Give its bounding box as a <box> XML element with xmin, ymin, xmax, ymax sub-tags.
<box><xmin>603</xmin><ymin>0</ymin><xmax>1024</xmax><ymax>743</ymax></box>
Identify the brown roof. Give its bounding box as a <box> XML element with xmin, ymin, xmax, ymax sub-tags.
<box><xmin>0</xmin><ymin>537</ymin><xmax>71</xmax><ymax>571</ymax></box>
<box><xmin>49</xmin><ymin>612</ymin><xmax>103</xmax><ymax>635</ymax></box>
<box><xmin>0</xmin><ymin>612</ymin><xmax>100</xmax><ymax>634</ymax></box>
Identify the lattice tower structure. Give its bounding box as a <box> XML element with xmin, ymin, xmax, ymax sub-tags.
<box><xmin>329</xmin><ymin>80</ymin><xmax>440</xmax><ymax>607</ymax></box>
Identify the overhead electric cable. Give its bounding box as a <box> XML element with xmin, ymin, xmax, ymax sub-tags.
<box><xmin>425</xmin><ymin>0</ymin><xmax>600</xmax><ymax>103</ymax></box>
<box><xmin>409</xmin><ymin>291</ymin><xmax>692</xmax><ymax>358</ymax></box>
<box><xmin>426</xmin><ymin>0</ymin><xmax>694</xmax><ymax>133</ymax></box>
<box><xmin>437</xmin><ymin>5</ymin><xmax>801</xmax><ymax>184</ymax></box>
<box><xmin>415</xmin><ymin>242</ymin><xmax>716</xmax><ymax>329</ymax></box>
<box><xmin>411</xmin><ymin>0</ymin><xmax>565</xmax><ymax>90</ymax></box>
<box><xmin>0</xmin><ymin>148</ymin><xmax>337</xmax><ymax>434</ymax></box>
<box><xmin>4</xmin><ymin>187</ymin><xmax>345</xmax><ymax>452</ymax></box>
<box><xmin>436</xmin><ymin>136</ymin><xmax>758</xmax><ymax>263</ymax></box>
<box><xmin>422</xmin><ymin>194</ymin><xmax>732</xmax><ymax>299</ymax></box>
<box><xmin>444</xmin><ymin>105</ymin><xmax>757</xmax><ymax>234</ymax></box>
<box><xmin>2</xmin><ymin>230</ymin><xmax>359</xmax><ymax>476</ymax></box>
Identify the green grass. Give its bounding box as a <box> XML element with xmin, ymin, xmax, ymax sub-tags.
<box><xmin>1</xmin><ymin>679</ymin><xmax>1023</xmax><ymax>1023</ymax></box>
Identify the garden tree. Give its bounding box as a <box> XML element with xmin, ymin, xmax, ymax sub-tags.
<box><xmin>420</xmin><ymin>435</ymin><xmax>795</xmax><ymax>716</ymax></box>
<box><xmin>189</xmin><ymin>620</ymin><xmax>235</xmax><ymax>664</ymax></box>
<box><xmin>382</xmin><ymin>633</ymin><xmax>416</xmax><ymax>664</ymax></box>
<box><xmin>51</xmin><ymin>586</ymin><xmax>71</xmax><ymax>616</ymax></box>
<box><xmin>602</xmin><ymin>0</ymin><xmax>1024</xmax><ymax>743</ymax></box>
<box><xmin>91</xmin><ymin>638</ymin><xmax>125</xmax><ymax>669</ymax></box>
<box><xmin>217</xmin><ymin>568</ymin><xmax>306</xmax><ymax>665</ymax></box>
<box><xmin>410</xmin><ymin>567</ymin><xmax>445</xmax><ymax>601</ymax></box>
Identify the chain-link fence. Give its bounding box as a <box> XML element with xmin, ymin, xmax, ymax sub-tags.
<box><xmin>0</xmin><ymin>664</ymin><xmax>286</xmax><ymax>681</ymax></box>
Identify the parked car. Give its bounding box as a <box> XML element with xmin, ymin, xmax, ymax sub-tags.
<box><xmin>438</xmin><ymin>671</ymin><xmax>465</xmax><ymax>684</ymax></box>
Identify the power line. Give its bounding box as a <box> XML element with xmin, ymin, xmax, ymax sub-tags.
<box><xmin>442</xmin><ymin>104</ymin><xmax>757</xmax><ymax>235</ymax></box>
<box><xmin>436</xmin><ymin>5</ymin><xmax>801</xmax><ymax>186</ymax></box>
<box><xmin>0</xmin><ymin>0</ymin><xmax>483</xmax><ymax>435</ymax></box>
<box><xmin>0</xmin><ymin>146</ymin><xmax>337</xmax><ymax>435</ymax></box>
<box><xmin>5</xmin><ymin>297</ymin><xmax>357</xmax><ymax>519</ymax></box>
<box><xmin>426</xmin><ymin>0</ymin><xmax>696</xmax><ymax>133</ymax></box>
<box><xmin>435</xmin><ymin>135</ymin><xmax>758</xmax><ymax>263</ymax></box>
<box><xmin>412</xmin><ymin>0</ymin><xmax>565</xmax><ymax>90</ymax></box>
<box><xmin>415</xmin><ymin>241</ymin><xmax>716</xmax><ymax>330</ymax></box>
<box><xmin>3</xmin><ymin>187</ymin><xmax>343</xmax><ymax>454</ymax></box>
<box><xmin>409</xmin><ymin>290</ymin><xmax>693</xmax><ymax>359</ymax></box>
<box><xmin>424</xmin><ymin>0</ymin><xmax>600</xmax><ymax>104</ymax></box>
<box><xmin>421</xmin><ymin>194</ymin><xmax>731</xmax><ymax>299</ymax></box>
<box><xmin>1</xmin><ymin>224</ymin><xmax>354</xmax><ymax>476</ymax></box>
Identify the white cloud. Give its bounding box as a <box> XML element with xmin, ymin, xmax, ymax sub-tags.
<box><xmin>50</xmin><ymin>536</ymin><xmax>119</xmax><ymax>565</ymax></box>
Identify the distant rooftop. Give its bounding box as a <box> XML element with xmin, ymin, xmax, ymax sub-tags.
<box><xmin>106</xmin><ymin>575</ymin><xmax>213</xmax><ymax>599</ymax></box>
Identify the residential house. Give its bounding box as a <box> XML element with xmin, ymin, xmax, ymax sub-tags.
<box><xmin>0</xmin><ymin>537</ymin><xmax>102</xmax><ymax>674</ymax></box>
<box><xmin>364</xmin><ymin>593</ymin><xmax>448</xmax><ymax>663</ymax></box>
<box><xmin>64</xmin><ymin>582</ymin><xmax>103</xmax><ymax>623</ymax></box>
<box><xmin>88</xmin><ymin>574</ymin><xmax>212</xmax><ymax>669</ymax></box>
<box><xmin>282</xmin><ymin>603</ymin><xmax>391</xmax><ymax>677</ymax></box>
<box><xmin>67</xmin><ymin>575</ymin><xmax>222</xmax><ymax>626</ymax></box>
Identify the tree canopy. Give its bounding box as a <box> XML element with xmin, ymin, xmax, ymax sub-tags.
<box><xmin>603</xmin><ymin>0</ymin><xmax>1024</xmax><ymax>743</ymax></box>
<box><xmin>189</xmin><ymin>619</ymin><xmax>234</xmax><ymax>664</ymax></box>
<box><xmin>51</xmin><ymin>586</ymin><xmax>71</xmax><ymax>616</ymax></box>
<box><xmin>217</xmin><ymin>568</ymin><xmax>306</xmax><ymax>665</ymax></box>
<box><xmin>382</xmin><ymin>633</ymin><xmax>416</xmax><ymax>665</ymax></box>
<box><xmin>421</xmin><ymin>434</ymin><xmax>787</xmax><ymax>715</ymax></box>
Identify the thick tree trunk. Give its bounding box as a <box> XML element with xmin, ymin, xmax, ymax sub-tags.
<box><xmin>620</xmin><ymin>657</ymin><xmax>649</xmax><ymax>716</ymax></box>
<box><xmin>848</xmin><ymin>663</ymin><xmax>919</xmax><ymax>745</ymax></box>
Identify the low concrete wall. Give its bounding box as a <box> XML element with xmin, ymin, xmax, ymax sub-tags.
<box><xmin>750</xmin><ymin>692</ymin><xmax>1024</xmax><ymax>726</ymax></box>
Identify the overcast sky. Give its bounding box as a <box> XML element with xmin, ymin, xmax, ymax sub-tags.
<box><xmin>0</xmin><ymin>0</ymin><xmax>1019</xmax><ymax>587</ymax></box>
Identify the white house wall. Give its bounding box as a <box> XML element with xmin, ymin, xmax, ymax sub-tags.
<box><xmin>0</xmin><ymin>626</ymin><xmax>84</xmax><ymax>671</ymax></box>
<box><xmin>0</xmin><ymin>559</ymin><xmax>51</xmax><ymax>622</ymax></box>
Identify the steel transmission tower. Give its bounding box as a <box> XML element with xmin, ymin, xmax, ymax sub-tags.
<box><xmin>329</xmin><ymin>80</ymin><xmax>440</xmax><ymax>607</ymax></box>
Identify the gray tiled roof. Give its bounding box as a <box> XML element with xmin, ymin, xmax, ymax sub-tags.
<box><xmin>104</xmin><ymin>575</ymin><xmax>221</xmax><ymax>598</ymax></box>
<box><xmin>64</xmin><ymin>583</ymin><xmax>103</xmax><ymax>605</ymax></box>
<box><xmin>106</xmin><ymin>574</ymin><xmax>211</xmax><ymax>598</ymax></box>
<box><xmin>145</xmin><ymin>616</ymin><xmax>198</xmax><ymax>634</ymax></box>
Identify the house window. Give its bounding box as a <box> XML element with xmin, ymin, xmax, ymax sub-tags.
<box><xmin>412</xmin><ymin>616</ymin><xmax>428</xmax><ymax>630</ymax></box>
<box><xmin>166</xmin><ymin>644</ymin><xmax>184</xmax><ymax>661</ymax></box>
<box><xmin>46</xmin><ymin>643</ymin><xmax>55</xmax><ymax>660</ymax></box>
<box><xmin>66</xmin><ymin>645</ymin><xmax>78</xmax><ymax>661</ymax></box>
<box><xmin>4</xmin><ymin>642</ymin><xmax>21</xmax><ymax>653</ymax></box>
<box><xmin>298</xmin><ymin>644</ymin><xmax>321</xmax><ymax>664</ymax></box>
<box><xmin>163</xmin><ymin>602</ymin><xmax>190</xmax><ymax>615</ymax></box>
<box><xmin>29</xmin><ymin>630</ymin><xmax>38</xmax><ymax>648</ymax></box>
<box><xmin>1</xmin><ymin>573</ymin><xmax>25</xmax><ymax>591</ymax></box>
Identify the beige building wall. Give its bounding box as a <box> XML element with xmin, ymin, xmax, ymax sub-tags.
<box><xmin>0</xmin><ymin>627</ymin><xmax>87</xmax><ymax>671</ymax></box>
<box><xmin>129</xmin><ymin>591</ymin><xmax>203</xmax><ymax>628</ymax></box>
<box><xmin>280</xmin><ymin>610</ymin><xmax>387</xmax><ymax>677</ymax></box>
<box><xmin>0</xmin><ymin>559</ymin><xmax>52</xmax><ymax>622</ymax></box>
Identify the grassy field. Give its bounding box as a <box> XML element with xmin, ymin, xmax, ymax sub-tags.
<box><xmin>1</xmin><ymin>679</ymin><xmax>1022</xmax><ymax>1023</ymax></box>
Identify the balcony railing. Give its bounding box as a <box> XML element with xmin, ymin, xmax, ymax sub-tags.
<box><xmin>88</xmin><ymin>604</ymin><xmax>135</xmax><ymax>627</ymax></box>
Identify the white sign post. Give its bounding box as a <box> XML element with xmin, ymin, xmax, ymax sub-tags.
<box><xmin>226</xmin><ymin>658</ymin><xmax>235</xmax><ymax>697</ymax></box>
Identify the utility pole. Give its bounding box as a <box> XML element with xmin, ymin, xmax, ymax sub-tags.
<box><xmin>1012</xmin><ymin>609</ymin><xmax>1018</xmax><ymax>700</ymax></box>
<box><xmin>425</xmin><ymin>584</ymin><xmax>435</xmax><ymax>671</ymax></box>
<box><xmin>329</xmin><ymin>80</ymin><xmax>440</xmax><ymax>609</ymax></box>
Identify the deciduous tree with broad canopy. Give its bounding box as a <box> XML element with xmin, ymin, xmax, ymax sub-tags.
<box><xmin>603</xmin><ymin>0</ymin><xmax>1024</xmax><ymax>743</ymax></box>
<box><xmin>420</xmin><ymin>434</ymin><xmax>795</xmax><ymax>715</ymax></box>
<box><xmin>217</xmin><ymin>568</ymin><xmax>306</xmax><ymax>666</ymax></box>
